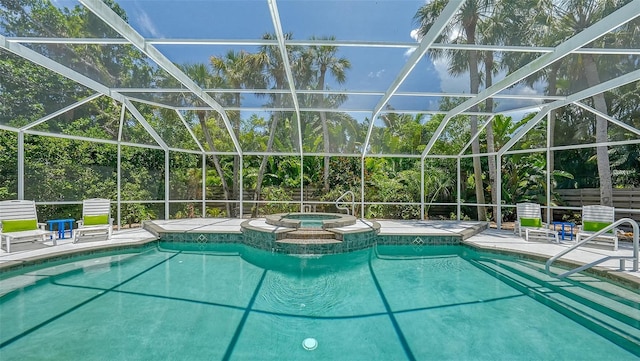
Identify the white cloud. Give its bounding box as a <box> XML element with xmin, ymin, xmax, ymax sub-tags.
<box><xmin>410</xmin><ymin>28</ymin><xmax>421</xmax><ymax>41</ymax></box>
<box><xmin>432</xmin><ymin>56</ymin><xmax>469</xmax><ymax>93</ymax></box>
<box><xmin>368</xmin><ymin>69</ymin><xmax>386</xmax><ymax>78</ymax></box>
<box><xmin>405</xmin><ymin>28</ymin><xmax>421</xmax><ymax>57</ymax></box>
<box><xmin>135</xmin><ymin>9</ymin><xmax>162</xmax><ymax>38</ymax></box>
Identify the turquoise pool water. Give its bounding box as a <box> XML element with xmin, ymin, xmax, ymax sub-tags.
<box><xmin>283</xmin><ymin>214</ymin><xmax>340</xmax><ymax>228</ymax></box>
<box><xmin>0</xmin><ymin>244</ymin><xmax>638</xmax><ymax>360</ymax></box>
<box><xmin>283</xmin><ymin>214</ymin><xmax>341</xmax><ymax>220</ymax></box>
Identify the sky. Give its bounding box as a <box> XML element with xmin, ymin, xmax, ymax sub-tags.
<box><xmin>121</xmin><ymin>1</ymin><xmax>436</xmax><ymax>90</ymax></box>
<box><xmin>104</xmin><ymin>1</ymin><xmax>542</xmax><ymax>121</ymax></box>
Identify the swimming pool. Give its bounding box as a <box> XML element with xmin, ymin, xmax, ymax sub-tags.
<box><xmin>1</xmin><ymin>243</ymin><xmax>638</xmax><ymax>360</ymax></box>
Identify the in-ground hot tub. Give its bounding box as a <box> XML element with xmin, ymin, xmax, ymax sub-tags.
<box><xmin>264</xmin><ymin>212</ymin><xmax>357</xmax><ymax>229</ymax></box>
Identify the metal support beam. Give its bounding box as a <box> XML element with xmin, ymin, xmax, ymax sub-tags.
<box><xmin>457</xmin><ymin>116</ymin><xmax>494</xmax><ymax>157</ymax></box>
<box><xmin>0</xmin><ymin>34</ymin><xmax>116</xmax><ymax>99</ymax></box>
<box><xmin>546</xmin><ymin>113</ymin><xmax>552</xmax><ymax>225</ymax></box>
<box><xmin>456</xmin><ymin>158</ymin><xmax>461</xmax><ymax>221</ymax></box>
<box><xmin>361</xmin><ymin>156</ymin><xmax>366</xmax><ymax>217</ymax></box>
<box><xmin>422</xmin><ymin>1</ymin><xmax>640</xmax><ymax>159</ymax></box>
<box><xmin>420</xmin><ymin>159</ymin><xmax>425</xmax><ymax>220</ymax></box>
<box><xmin>202</xmin><ymin>153</ymin><xmax>207</xmax><ymax>216</ymax></box>
<box><xmin>267</xmin><ymin>0</ymin><xmax>304</xmax><ymax>156</ymax></box>
<box><xmin>496</xmin><ymin>155</ymin><xmax>502</xmax><ymax>228</ymax></box>
<box><xmin>21</xmin><ymin>93</ymin><xmax>103</xmax><ymax>131</ymax></box>
<box><xmin>363</xmin><ymin>0</ymin><xmax>464</xmax><ymax>155</ymax></box>
<box><xmin>122</xmin><ymin>99</ymin><xmax>169</xmax><ymax>151</ymax></box>
<box><xmin>574</xmin><ymin>102</ymin><xmax>640</xmax><ymax>137</ymax></box>
<box><xmin>165</xmin><ymin>150</ymin><xmax>170</xmax><ymax>219</ymax></box>
<box><xmin>175</xmin><ymin>110</ymin><xmax>205</xmax><ymax>153</ymax></box>
<box><xmin>499</xmin><ymin>67</ymin><xmax>640</xmax><ymax>157</ymax></box>
<box><xmin>117</xmin><ymin>105</ymin><xmax>125</xmax><ymax>230</ymax></box>
<box><xmin>78</xmin><ymin>0</ymin><xmax>242</xmax><ymax>156</ymax></box>
<box><xmin>17</xmin><ymin>131</ymin><xmax>24</xmax><ymax>200</ymax></box>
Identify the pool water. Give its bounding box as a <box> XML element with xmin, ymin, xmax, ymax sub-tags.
<box><xmin>283</xmin><ymin>214</ymin><xmax>341</xmax><ymax>220</ymax></box>
<box><xmin>0</xmin><ymin>244</ymin><xmax>638</xmax><ymax>360</ymax></box>
<box><xmin>300</xmin><ymin>220</ymin><xmax>323</xmax><ymax>228</ymax></box>
<box><xmin>285</xmin><ymin>214</ymin><xmax>339</xmax><ymax>228</ymax></box>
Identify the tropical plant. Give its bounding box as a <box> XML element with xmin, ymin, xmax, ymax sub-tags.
<box><xmin>415</xmin><ymin>0</ymin><xmax>498</xmax><ymax>221</ymax></box>
<box><xmin>304</xmin><ymin>36</ymin><xmax>351</xmax><ymax>191</ymax></box>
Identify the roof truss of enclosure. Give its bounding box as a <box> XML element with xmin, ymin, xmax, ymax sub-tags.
<box><xmin>2</xmin><ymin>0</ymin><xmax>640</xmax><ymax>222</ymax></box>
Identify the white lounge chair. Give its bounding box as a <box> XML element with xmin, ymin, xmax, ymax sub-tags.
<box><xmin>514</xmin><ymin>202</ymin><xmax>559</xmax><ymax>243</ymax></box>
<box><xmin>74</xmin><ymin>198</ymin><xmax>113</xmax><ymax>243</ymax></box>
<box><xmin>0</xmin><ymin>200</ymin><xmax>54</xmax><ymax>253</ymax></box>
<box><xmin>576</xmin><ymin>205</ymin><xmax>620</xmax><ymax>251</ymax></box>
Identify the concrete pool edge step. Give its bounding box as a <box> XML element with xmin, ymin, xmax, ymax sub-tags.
<box><xmin>469</xmin><ymin>259</ymin><xmax>640</xmax><ymax>356</ymax></box>
<box><xmin>493</xmin><ymin>259</ymin><xmax>640</xmax><ymax>323</ymax></box>
<box><xmin>282</xmin><ymin>230</ymin><xmax>337</xmax><ymax>240</ymax></box>
<box><xmin>275</xmin><ymin>238</ymin><xmax>342</xmax><ymax>245</ymax></box>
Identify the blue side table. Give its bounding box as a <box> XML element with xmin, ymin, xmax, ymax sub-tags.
<box><xmin>47</xmin><ymin>219</ymin><xmax>74</xmax><ymax>240</ymax></box>
<box><xmin>552</xmin><ymin>221</ymin><xmax>575</xmax><ymax>241</ymax></box>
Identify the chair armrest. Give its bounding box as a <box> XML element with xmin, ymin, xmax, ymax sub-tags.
<box><xmin>38</xmin><ymin>222</ymin><xmax>47</xmax><ymax>230</ymax></box>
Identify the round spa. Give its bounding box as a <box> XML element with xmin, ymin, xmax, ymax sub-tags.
<box><xmin>243</xmin><ymin>212</ymin><xmax>376</xmax><ymax>255</ymax></box>
<box><xmin>264</xmin><ymin>212</ymin><xmax>357</xmax><ymax>229</ymax></box>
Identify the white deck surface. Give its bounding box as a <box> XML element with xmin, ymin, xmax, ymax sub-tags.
<box><xmin>1</xmin><ymin>218</ymin><xmax>639</xmax><ymax>284</ymax></box>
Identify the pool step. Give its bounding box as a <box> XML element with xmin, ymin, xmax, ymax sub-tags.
<box><xmin>493</xmin><ymin>259</ymin><xmax>640</xmax><ymax>326</ymax></box>
<box><xmin>469</xmin><ymin>258</ymin><xmax>640</xmax><ymax>356</ymax></box>
<box><xmin>480</xmin><ymin>258</ymin><xmax>640</xmax><ymax>327</ymax></box>
<box><xmin>276</xmin><ymin>238</ymin><xmax>341</xmax><ymax>245</ymax></box>
<box><xmin>284</xmin><ymin>230</ymin><xmax>337</xmax><ymax>239</ymax></box>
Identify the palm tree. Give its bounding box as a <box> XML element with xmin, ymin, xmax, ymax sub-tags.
<box><xmin>179</xmin><ymin>63</ymin><xmax>233</xmax><ymax>216</ymax></box>
<box><xmin>477</xmin><ymin>0</ymin><xmax>534</xmax><ymax>220</ymax></box>
<box><xmin>415</xmin><ymin>0</ymin><xmax>496</xmax><ymax>221</ymax></box>
<box><xmin>557</xmin><ymin>0</ymin><xmax>619</xmax><ymax>205</ymax></box>
<box><xmin>252</xmin><ymin>33</ymin><xmax>299</xmax><ymax>216</ymax></box>
<box><xmin>304</xmin><ymin>36</ymin><xmax>351</xmax><ymax>191</ymax></box>
<box><xmin>514</xmin><ymin>0</ymin><xmax>633</xmax><ymax>206</ymax></box>
<box><xmin>210</xmin><ymin>50</ymin><xmax>266</xmax><ymax>215</ymax></box>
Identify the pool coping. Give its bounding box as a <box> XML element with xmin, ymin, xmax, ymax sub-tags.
<box><xmin>1</xmin><ymin>219</ymin><xmax>639</xmax><ymax>289</ymax></box>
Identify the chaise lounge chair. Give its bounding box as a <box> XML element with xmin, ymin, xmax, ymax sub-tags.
<box><xmin>0</xmin><ymin>200</ymin><xmax>54</xmax><ymax>253</ymax></box>
<box><xmin>576</xmin><ymin>205</ymin><xmax>621</xmax><ymax>251</ymax></box>
<box><xmin>514</xmin><ymin>202</ymin><xmax>559</xmax><ymax>243</ymax></box>
<box><xmin>74</xmin><ymin>198</ymin><xmax>113</xmax><ymax>243</ymax></box>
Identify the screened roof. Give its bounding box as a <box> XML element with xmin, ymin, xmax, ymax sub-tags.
<box><xmin>2</xmin><ymin>0</ymin><xmax>640</xmax><ymax>158</ymax></box>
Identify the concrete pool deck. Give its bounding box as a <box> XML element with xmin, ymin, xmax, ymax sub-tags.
<box><xmin>1</xmin><ymin>218</ymin><xmax>639</xmax><ymax>285</ymax></box>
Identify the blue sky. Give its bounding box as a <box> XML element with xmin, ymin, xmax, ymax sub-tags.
<box><xmin>109</xmin><ymin>1</ymin><xmax>541</xmax><ymax>121</ymax></box>
<box><xmin>119</xmin><ymin>1</ymin><xmax>442</xmax><ymax>94</ymax></box>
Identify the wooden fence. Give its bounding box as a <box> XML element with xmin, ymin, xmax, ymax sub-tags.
<box><xmin>555</xmin><ymin>188</ymin><xmax>640</xmax><ymax>220</ymax></box>
<box><xmin>208</xmin><ymin>187</ymin><xmax>640</xmax><ymax>220</ymax></box>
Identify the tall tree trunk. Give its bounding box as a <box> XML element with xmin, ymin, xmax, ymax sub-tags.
<box><xmin>232</xmin><ymin>94</ymin><xmax>242</xmax><ymax>217</ymax></box>
<box><xmin>198</xmin><ymin>111</ymin><xmax>231</xmax><ymax>217</ymax></box>
<box><xmin>582</xmin><ymin>54</ymin><xmax>612</xmax><ymax>206</ymax></box>
<box><xmin>253</xmin><ymin>111</ymin><xmax>280</xmax><ymax>217</ymax></box>
<box><xmin>318</xmin><ymin>66</ymin><xmax>330</xmax><ymax>191</ymax></box>
<box><xmin>484</xmin><ymin>52</ymin><xmax>497</xmax><ymax>222</ymax></box>
<box><xmin>321</xmin><ymin>111</ymin><xmax>330</xmax><ymax>191</ymax></box>
<box><xmin>468</xmin><ymin>32</ymin><xmax>487</xmax><ymax>221</ymax></box>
